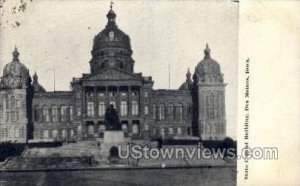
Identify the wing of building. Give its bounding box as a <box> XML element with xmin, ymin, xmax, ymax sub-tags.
<box><xmin>0</xmin><ymin>7</ymin><xmax>227</xmax><ymax>143</ymax></box>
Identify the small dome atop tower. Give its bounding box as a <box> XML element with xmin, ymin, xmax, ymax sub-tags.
<box><xmin>179</xmin><ymin>68</ymin><xmax>193</xmax><ymax>90</ymax></box>
<box><xmin>193</xmin><ymin>44</ymin><xmax>222</xmax><ymax>82</ymax></box>
<box><xmin>32</xmin><ymin>71</ymin><xmax>46</xmax><ymax>93</ymax></box>
<box><xmin>1</xmin><ymin>46</ymin><xmax>31</xmax><ymax>89</ymax></box>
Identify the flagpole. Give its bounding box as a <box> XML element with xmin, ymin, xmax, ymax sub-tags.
<box><xmin>53</xmin><ymin>62</ymin><xmax>56</xmax><ymax>92</ymax></box>
<box><xmin>168</xmin><ymin>63</ymin><xmax>170</xmax><ymax>89</ymax></box>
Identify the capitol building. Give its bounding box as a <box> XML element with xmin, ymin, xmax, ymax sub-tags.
<box><xmin>0</xmin><ymin>6</ymin><xmax>227</xmax><ymax>143</ymax></box>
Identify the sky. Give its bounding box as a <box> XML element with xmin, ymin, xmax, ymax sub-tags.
<box><xmin>0</xmin><ymin>0</ymin><xmax>238</xmax><ymax>139</ymax></box>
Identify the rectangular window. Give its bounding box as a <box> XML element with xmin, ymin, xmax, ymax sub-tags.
<box><xmin>11</xmin><ymin>111</ymin><xmax>16</xmax><ymax>122</ymax></box>
<box><xmin>161</xmin><ymin>128</ymin><xmax>165</xmax><ymax>136</ymax></box>
<box><xmin>52</xmin><ymin>106</ymin><xmax>58</xmax><ymax>122</ymax></box>
<box><xmin>70</xmin><ymin>106</ymin><xmax>74</xmax><ymax>121</ymax></box>
<box><xmin>0</xmin><ymin>102</ymin><xmax>3</xmax><ymax>119</ymax></box>
<box><xmin>152</xmin><ymin>105</ymin><xmax>156</xmax><ymax>119</ymax></box>
<box><xmin>6</xmin><ymin>99</ymin><xmax>10</xmax><ymax>109</ymax></box>
<box><xmin>177</xmin><ymin>127</ymin><xmax>182</xmax><ymax>135</ymax></box>
<box><xmin>16</xmin><ymin>100</ymin><xmax>21</xmax><ymax>108</ymax></box>
<box><xmin>168</xmin><ymin>128</ymin><xmax>173</xmax><ymax>135</ymax></box>
<box><xmin>144</xmin><ymin>91</ymin><xmax>148</xmax><ymax>97</ymax></box>
<box><xmin>4</xmin><ymin>127</ymin><xmax>9</xmax><ymax>138</ymax></box>
<box><xmin>87</xmin><ymin>102</ymin><xmax>94</xmax><ymax>117</ymax></box>
<box><xmin>43</xmin><ymin>107</ymin><xmax>50</xmax><ymax>122</ymax></box>
<box><xmin>144</xmin><ymin>106</ymin><xmax>149</xmax><ymax>115</ymax></box>
<box><xmin>109</xmin><ymin>92</ymin><xmax>116</xmax><ymax>97</ymax></box>
<box><xmin>145</xmin><ymin>124</ymin><xmax>149</xmax><ymax>131</ymax></box>
<box><xmin>39</xmin><ymin>130</ymin><xmax>43</xmax><ymax>140</ymax></box>
<box><xmin>168</xmin><ymin>104</ymin><xmax>174</xmax><ymax>119</ymax></box>
<box><xmin>61</xmin><ymin>106</ymin><xmax>68</xmax><ymax>122</ymax></box>
<box><xmin>132</xmin><ymin>101</ymin><xmax>139</xmax><ymax>116</ymax></box>
<box><xmin>77</xmin><ymin>107</ymin><xmax>81</xmax><ymax>116</ymax></box>
<box><xmin>6</xmin><ymin>112</ymin><xmax>10</xmax><ymax>122</ymax></box>
<box><xmin>98</xmin><ymin>102</ymin><xmax>105</xmax><ymax>116</ymax></box>
<box><xmin>76</xmin><ymin>92</ymin><xmax>81</xmax><ymax>98</ymax></box>
<box><xmin>120</xmin><ymin>101</ymin><xmax>128</xmax><ymax>116</ymax></box>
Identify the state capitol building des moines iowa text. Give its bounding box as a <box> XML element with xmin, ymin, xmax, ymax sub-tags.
<box><xmin>0</xmin><ymin>6</ymin><xmax>227</xmax><ymax>143</ymax></box>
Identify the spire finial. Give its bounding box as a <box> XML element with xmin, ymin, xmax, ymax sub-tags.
<box><xmin>33</xmin><ymin>71</ymin><xmax>38</xmax><ymax>82</ymax></box>
<box><xmin>186</xmin><ymin>68</ymin><xmax>191</xmax><ymax>79</ymax></box>
<box><xmin>110</xmin><ymin>1</ymin><xmax>114</xmax><ymax>10</ymax></box>
<box><xmin>204</xmin><ymin>43</ymin><xmax>211</xmax><ymax>58</ymax></box>
<box><xmin>106</xmin><ymin>1</ymin><xmax>116</xmax><ymax>26</ymax></box>
<box><xmin>13</xmin><ymin>45</ymin><xmax>20</xmax><ymax>62</ymax></box>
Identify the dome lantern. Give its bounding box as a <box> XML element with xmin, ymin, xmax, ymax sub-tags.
<box><xmin>13</xmin><ymin>46</ymin><xmax>20</xmax><ymax>62</ymax></box>
<box><xmin>204</xmin><ymin>43</ymin><xmax>211</xmax><ymax>59</ymax></box>
<box><xmin>106</xmin><ymin>2</ymin><xmax>116</xmax><ymax>27</ymax></box>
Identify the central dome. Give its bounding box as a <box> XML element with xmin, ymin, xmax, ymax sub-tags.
<box><xmin>92</xmin><ymin>8</ymin><xmax>131</xmax><ymax>53</ymax></box>
<box><xmin>89</xmin><ymin>6</ymin><xmax>134</xmax><ymax>74</ymax></box>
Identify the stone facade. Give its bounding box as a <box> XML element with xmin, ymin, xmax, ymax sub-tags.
<box><xmin>0</xmin><ymin>7</ymin><xmax>227</xmax><ymax>143</ymax></box>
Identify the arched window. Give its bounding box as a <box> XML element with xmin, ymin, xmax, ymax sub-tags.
<box><xmin>10</xmin><ymin>96</ymin><xmax>15</xmax><ymax>108</ymax></box>
<box><xmin>51</xmin><ymin>106</ymin><xmax>58</xmax><ymax>122</ymax></box>
<box><xmin>6</xmin><ymin>96</ymin><xmax>10</xmax><ymax>109</ymax></box>
<box><xmin>178</xmin><ymin>104</ymin><xmax>183</xmax><ymax>120</ymax></box>
<box><xmin>69</xmin><ymin>106</ymin><xmax>74</xmax><ymax>121</ymax></box>
<box><xmin>87</xmin><ymin>102</ymin><xmax>94</xmax><ymax>117</ymax></box>
<box><xmin>61</xmin><ymin>106</ymin><xmax>68</xmax><ymax>122</ymax></box>
<box><xmin>98</xmin><ymin>102</ymin><xmax>105</xmax><ymax>116</ymax></box>
<box><xmin>159</xmin><ymin>104</ymin><xmax>165</xmax><ymax>120</ymax></box>
<box><xmin>168</xmin><ymin>104</ymin><xmax>174</xmax><ymax>119</ymax></box>
<box><xmin>120</xmin><ymin>101</ymin><xmax>128</xmax><ymax>116</ymax></box>
<box><xmin>152</xmin><ymin>104</ymin><xmax>156</xmax><ymax>119</ymax></box>
<box><xmin>132</xmin><ymin>101</ymin><xmax>139</xmax><ymax>116</ymax></box>
<box><xmin>43</xmin><ymin>106</ymin><xmax>50</xmax><ymax>122</ymax></box>
<box><xmin>109</xmin><ymin>31</ymin><xmax>114</xmax><ymax>41</ymax></box>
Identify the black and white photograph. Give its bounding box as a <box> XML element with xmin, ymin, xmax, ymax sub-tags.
<box><xmin>1</xmin><ymin>0</ymin><xmax>299</xmax><ymax>185</ymax></box>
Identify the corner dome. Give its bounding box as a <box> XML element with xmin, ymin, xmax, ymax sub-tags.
<box><xmin>179</xmin><ymin>69</ymin><xmax>193</xmax><ymax>90</ymax></box>
<box><xmin>1</xmin><ymin>47</ymin><xmax>31</xmax><ymax>89</ymax></box>
<box><xmin>194</xmin><ymin>44</ymin><xmax>221</xmax><ymax>76</ymax></box>
<box><xmin>32</xmin><ymin>71</ymin><xmax>46</xmax><ymax>93</ymax></box>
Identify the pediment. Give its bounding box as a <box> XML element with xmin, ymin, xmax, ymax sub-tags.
<box><xmin>84</xmin><ymin>68</ymin><xmax>141</xmax><ymax>81</ymax></box>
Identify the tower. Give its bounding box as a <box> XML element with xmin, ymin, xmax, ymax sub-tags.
<box><xmin>0</xmin><ymin>47</ymin><xmax>33</xmax><ymax>142</ymax></box>
<box><xmin>194</xmin><ymin>44</ymin><xmax>226</xmax><ymax>140</ymax></box>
